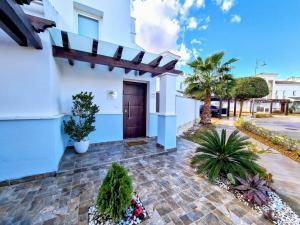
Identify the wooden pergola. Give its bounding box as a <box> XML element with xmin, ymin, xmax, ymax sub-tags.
<box><xmin>0</xmin><ymin>0</ymin><xmax>56</xmax><ymax>49</ymax></box>
<box><xmin>212</xmin><ymin>98</ymin><xmax>291</xmax><ymax>117</ymax></box>
<box><xmin>254</xmin><ymin>98</ymin><xmax>291</xmax><ymax>115</ymax></box>
<box><xmin>51</xmin><ymin>30</ymin><xmax>182</xmax><ymax>77</ymax></box>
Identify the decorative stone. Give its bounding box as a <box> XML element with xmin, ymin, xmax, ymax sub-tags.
<box><xmin>88</xmin><ymin>193</ymin><xmax>148</xmax><ymax>225</ymax></box>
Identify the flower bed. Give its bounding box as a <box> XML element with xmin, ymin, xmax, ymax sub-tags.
<box><xmin>89</xmin><ymin>193</ymin><xmax>148</xmax><ymax>225</ymax></box>
<box><xmin>236</xmin><ymin>119</ymin><xmax>300</xmax><ymax>163</ymax></box>
<box><xmin>255</xmin><ymin>113</ymin><xmax>273</xmax><ymax>118</ymax></box>
<box><xmin>186</xmin><ymin>127</ymin><xmax>300</xmax><ymax>224</ymax></box>
<box><xmin>217</xmin><ymin>177</ymin><xmax>300</xmax><ymax>225</ymax></box>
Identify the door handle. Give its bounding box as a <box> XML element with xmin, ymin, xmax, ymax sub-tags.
<box><xmin>128</xmin><ymin>101</ymin><xmax>131</xmax><ymax>119</ymax></box>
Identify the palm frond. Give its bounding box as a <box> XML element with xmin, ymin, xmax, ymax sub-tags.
<box><xmin>191</xmin><ymin>128</ymin><xmax>264</xmax><ymax>182</ymax></box>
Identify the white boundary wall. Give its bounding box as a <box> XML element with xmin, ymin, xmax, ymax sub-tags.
<box><xmin>176</xmin><ymin>95</ymin><xmax>202</xmax><ymax>135</ymax></box>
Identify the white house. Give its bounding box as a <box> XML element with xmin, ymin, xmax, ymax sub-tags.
<box><xmin>254</xmin><ymin>73</ymin><xmax>300</xmax><ymax>113</ymax></box>
<box><xmin>0</xmin><ymin>0</ymin><xmax>190</xmax><ymax>182</ymax></box>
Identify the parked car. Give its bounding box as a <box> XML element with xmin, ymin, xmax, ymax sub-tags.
<box><xmin>200</xmin><ymin>105</ymin><xmax>220</xmax><ymax>117</ymax></box>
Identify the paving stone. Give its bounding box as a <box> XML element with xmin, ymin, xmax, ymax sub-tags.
<box><xmin>179</xmin><ymin>214</ymin><xmax>193</xmax><ymax>225</ymax></box>
<box><xmin>0</xmin><ymin>137</ymin><xmax>271</xmax><ymax>225</ymax></box>
<box><xmin>202</xmin><ymin>213</ymin><xmax>223</xmax><ymax>225</ymax></box>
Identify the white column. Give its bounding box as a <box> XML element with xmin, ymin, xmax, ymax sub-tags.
<box><xmin>157</xmin><ymin>73</ymin><xmax>177</xmax><ymax>150</ymax></box>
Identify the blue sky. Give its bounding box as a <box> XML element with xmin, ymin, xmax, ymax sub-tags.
<box><xmin>132</xmin><ymin>0</ymin><xmax>300</xmax><ymax>79</ymax></box>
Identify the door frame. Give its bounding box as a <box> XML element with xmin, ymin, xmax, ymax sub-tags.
<box><xmin>123</xmin><ymin>80</ymin><xmax>148</xmax><ymax>139</ymax></box>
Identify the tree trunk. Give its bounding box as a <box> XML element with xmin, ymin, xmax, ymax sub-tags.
<box><xmin>201</xmin><ymin>90</ymin><xmax>211</xmax><ymax>125</ymax></box>
<box><xmin>239</xmin><ymin>100</ymin><xmax>244</xmax><ymax>118</ymax></box>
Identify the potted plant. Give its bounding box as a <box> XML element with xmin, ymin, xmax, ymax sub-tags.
<box><xmin>64</xmin><ymin>92</ymin><xmax>99</xmax><ymax>153</ymax></box>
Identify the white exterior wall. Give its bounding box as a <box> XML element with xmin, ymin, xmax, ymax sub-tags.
<box><xmin>274</xmin><ymin>83</ymin><xmax>300</xmax><ymax>99</ymax></box>
<box><xmin>59</xmin><ymin>60</ymin><xmax>157</xmax><ymax>136</ymax></box>
<box><xmin>176</xmin><ymin>96</ymin><xmax>202</xmax><ymax>134</ymax></box>
<box><xmin>0</xmin><ymin>30</ymin><xmax>60</xmax><ymax>118</ymax></box>
<box><xmin>48</xmin><ymin>0</ymin><xmax>134</xmax><ymax>47</ymax></box>
<box><xmin>0</xmin><ymin>30</ymin><xmax>64</xmax><ymax>181</ymax></box>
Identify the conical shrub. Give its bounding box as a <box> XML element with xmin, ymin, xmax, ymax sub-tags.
<box><xmin>97</xmin><ymin>163</ymin><xmax>133</xmax><ymax>222</ymax></box>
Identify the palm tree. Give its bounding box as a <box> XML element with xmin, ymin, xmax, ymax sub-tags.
<box><xmin>185</xmin><ymin>51</ymin><xmax>238</xmax><ymax>125</ymax></box>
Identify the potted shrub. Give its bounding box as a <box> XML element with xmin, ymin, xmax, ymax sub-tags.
<box><xmin>64</xmin><ymin>92</ymin><xmax>99</xmax><ymax>153</ymax></box>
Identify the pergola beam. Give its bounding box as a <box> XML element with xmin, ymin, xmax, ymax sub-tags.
<box><xmin>61</xmin><ymin>31</ymin><xmax>74</xmax><ymax>66</ymax></box>
<box><xmin>15</xmin><ymin>0</ymin><xmax>34</xmax><ymax>5</ymax></box>
<box><xmin>149</xmin><ymin>56</ymin><xmax>163</xmax><ymax>67</ymax></box>
<box><xmin>109</xmin><ymin>46</ymin><xmax>123</xmax><ymax>71</ymax></box>
<box><xmin>52</xmin><ymin>46</ymin><xmax>182</xmax><ymax>76</ymax></box>
<box><xmin>26</xmin><ymin>14</ymin><xmax>56</xmax><ymax>33</ymax></box>
<box><xmin>125</xmin><ymin>51</ymin><xmax>145</xmax><ymax>74</ymax></box>
<box><xmin>0</xmin><ymin>0</ymin><xmax>42</xmax><ymax>49</ymax></box>
<box><xmin>139</xmin><ymin>55</ymin><xmax>162</xmax><ymax>76</ymax></box>
<box><xmin>161</xmin><ymin>59</ymin><xmax>178</xmax><ymax>70</ymax></box>
<box><xmin>90</xmin><ymin>39</ymin><xmax>98</xmax><ymax>69</ymax></box>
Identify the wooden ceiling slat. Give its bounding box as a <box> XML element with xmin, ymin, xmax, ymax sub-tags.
<box><xmin>61</xmin><ymin>31</ymin><xmax>74</xmax><ymax>66</ymax></box>
<box><xmin>108</xmin><ymin>46</ymin><xmax>123</xmax><ymax>71</ymax></box>
<box><xmin>0</xmin><ymin>13</ymin><xmax>27</xmax><ymax>46</ymax></box>
<box><xmin>91</xmin><ymin>39</ymin><xmax>98</xmax><ymax>69</ymax></box>
<box><xmin>52</xmin><ymin>46</ymin><xmax>182</xmax><ymax>76</ymax></box>
<box><xmin>161</xmin><ymin>59</ymin><xmax>178</xmax><ymax>70</ymax></box>
<box><xmin>139</xmin><ymin>55</ymin><xmax>163</xmax><ymax>76</ymax></box>
<box><xmin>26</xmin><ymin>14</ymin><xmax>56</xmax><ymax>33</ymax></box>
<box><xmin>15</xmin><ymin>0</ymin><xmax>33</xmax><ymax>5</ymax></box>
<box><xmin>151</xmin><ymin>59</ymin><xmax>178</xmax><ymax>77</ymax></box>
<box><xmin>149</xmin><ymin>55</ymin><xmax>163</xmax><ymax>67</ymax></box>
<box><xmin>125</xmin><ymin>51</ymin><xmax>145</xmax><ymax>74</ymax></box>
<box><xmin>0</xmin><ymin>0</ymin><xmax>42</xmax><ymax>49</ymax></box>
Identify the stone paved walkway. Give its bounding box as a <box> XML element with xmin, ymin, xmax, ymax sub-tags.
<box><xmin>0</xmin><ymin>137</ymin><xmax>270</xmax><ymax>225</ymax></box>
<box><xmin>216</xmin><ymin>118</ymin><xmax>300</xmax><ymax>215</ymax></box>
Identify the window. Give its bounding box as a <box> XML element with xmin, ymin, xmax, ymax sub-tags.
<box><xmin>78</xmin><ymin>14</ymin><xmax>99</xmax><ymax>39</ymax></box>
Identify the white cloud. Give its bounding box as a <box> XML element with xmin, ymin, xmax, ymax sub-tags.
<box><xmin>132</xmin><ymin>0</ymin><xmax>181</xmax><ymax>53</ymax></box>
<box><xmin>231</xmin><ymin>14</ymin><xmax>241</xmax><ymax>23</ymax></box>
<box><xmin>176</xmin><ymin>43</ymin><xmax>191</xmax><ymax>65</ymax></box>
<box><xmin>191</xmin><ymin>38</ymin><xmax>202</xmax><ymax>45</ymax></box>
<box><xmin>196</xmin><ymin>0</ymin><xmax>205</xmax><ymax>8</ymax></box>
<box><xmin>222</xmin><ymin>0</ymin><xmax>234</xmax><ymax>12</ymax></box>
<box><xmin>214</xmin><ymin>0</ymin><xmax>235</xmax><ymax>12</ymax></box>
<box><xmin>200</xmin><ymin>24</ymin><xmax>208</xmax><ymax>30</ymax></box>
<box><xmin>181</xmin><ymin>0</ymin><xmax>194</xmax><ymax>16</ymax></box>
<box><xmin>187</xmin><ymin>17</ymin><xmax>198</xmax><ymax>30</ymax></box>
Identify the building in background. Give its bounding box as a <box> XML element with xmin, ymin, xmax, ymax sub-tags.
<box><xmin>254</xmin><ymin>73</ymin><xmax>300</xmax><ymax>113</ymax></box>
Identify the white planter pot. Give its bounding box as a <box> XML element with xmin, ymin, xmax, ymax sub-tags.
<box><xmin>74</xmin><ymin>139</ymin><xmax>90</xmax><ymax>154</ymax></box>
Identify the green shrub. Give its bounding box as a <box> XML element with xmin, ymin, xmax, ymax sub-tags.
<box><xmin>64</xmin><ymin>92</ymin><xmax>100</xmax><ymax>141</ymax></box>
<box><xmin>97</xmin><ymin>163</ymin><xmax>133</xmax><ymax>222</ymax></box>
<box><xmin>191</xmin><ymin>129</ymin><xmax>265</xmax><ymax>182</ymax></box>
<box><xmin>255</xmin><ymin>113</ymin><xmax>272</xmax><ymax>118</ymax></box>
<box><xmin>271</xmin><ymin>135</ymin><xmax>283</xmax><ymax>145</ymax></box>
<box><xmin>289</xmin><ymin>104</ymin><xmax>296</xmax><ymax>114</ymax></box>
<box><xmin>239</xmin><ymin>119</ymin><xmax>300</xmax><ymax>152</ymax></box>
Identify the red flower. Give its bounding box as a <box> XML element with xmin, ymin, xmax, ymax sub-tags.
<box><xmin>131</xmin><ymin>199</ymin><xmax>137</xmax><ymax>206</ymax></box>
<box><xmin>133</xmin><ymin>206</ymin><xmax>143</xmax><ymax>217</ymax></box>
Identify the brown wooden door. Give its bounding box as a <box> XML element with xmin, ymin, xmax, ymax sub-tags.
<box><xmin>123</xmin><ymin>82</ymin><xmax>146</xmax><ymax>138</ymax></box>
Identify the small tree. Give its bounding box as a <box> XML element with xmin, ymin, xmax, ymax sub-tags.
<box><xmin>235</xmin><ymin>77</ymin><xmax>269</xmax><ymax>117</ymax></box>
<box><xmin>97</xmin><ymin>163</ymin><xmax>133</xmax><ymax>222</ymax></box>
<box><xmin>64</xmin><ymin>92</ymin><xmax>100</xmax><ymax>142</ymax></box>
